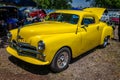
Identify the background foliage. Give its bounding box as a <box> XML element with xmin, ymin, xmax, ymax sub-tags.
<box><xmin>95</xmin><ymin>0</ymin><xmax>120</xmax><ymax>8</ymax></box>
<box><xmin>34</xmin><ymin>0</ymin><xmax>72</xmax><ymax>9</ymax></box>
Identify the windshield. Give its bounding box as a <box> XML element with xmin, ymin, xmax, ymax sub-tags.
<box><xmin>46</xmin><ymin>13</ymin><xmax>79</xmax><ymax>24</ymax></box>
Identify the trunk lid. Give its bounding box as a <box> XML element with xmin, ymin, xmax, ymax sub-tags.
<box><xmin>83</xmin><ymin>7</ymin><xmax>106</xmax><ymax>19</ymax></box>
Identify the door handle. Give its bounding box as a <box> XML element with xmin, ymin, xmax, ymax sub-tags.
<box><xmin>97</xmin><ymin>26</ymin><xmax>99</xmax><ymax>30</ymax></box>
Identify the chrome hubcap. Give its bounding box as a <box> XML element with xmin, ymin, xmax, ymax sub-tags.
<box><xmin>57</xmin><ymin>52</ymin><xmax>69</xmax><ymax>69</ymax></box>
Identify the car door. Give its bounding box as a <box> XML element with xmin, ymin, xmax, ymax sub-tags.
<box><xmin>80</xmin><ymin>15</ymin><xmax>101</xmax><ymax>51</ymax></box>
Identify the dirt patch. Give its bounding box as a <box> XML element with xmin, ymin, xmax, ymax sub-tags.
<box><xmin>0</xmin><ymin>40</ymin><xmax>120</xmax><ymax>80</ymax></box>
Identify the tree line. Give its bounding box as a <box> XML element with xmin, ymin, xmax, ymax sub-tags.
<box><xmin>34</xmin><ymin>0</ymin><xmax>120</xmax><ymax>9</ymax></box>
<box><xmin>34</xmin><ymin>0</ymin><xmax>72</xmax><ymax>9</ymax></box>
<box><xmin>95</xmin><ymin>0</ymin><xmax>120</xmax><ymax>8</ymax></box>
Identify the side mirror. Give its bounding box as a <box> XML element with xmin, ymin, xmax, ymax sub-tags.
<box><xmin>81</xmin><ymin>25</ymin><xmax>88</xmax><ymax>31</ymax></box>
<box><xmin>81</xmin><ymin>24</ymin><xmax>88</xmax><ymax>28</ymax></box>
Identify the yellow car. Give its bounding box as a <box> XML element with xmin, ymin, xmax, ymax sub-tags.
<box><xmin>6</xmin><ymin>8</ymin><xmax>113</xmax><ymax>72</ymax></box>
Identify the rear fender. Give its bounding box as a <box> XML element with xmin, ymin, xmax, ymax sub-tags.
<box><xmin>100</xmin><ymin>26</ymin><xmax>113</xmax><ymax>45</ymax></box>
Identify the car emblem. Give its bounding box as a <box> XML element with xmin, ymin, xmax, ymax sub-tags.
<box><xmin>17</xmin><ymin>35</ymin><xmax>25</xmax><ymax>42</ymax></box>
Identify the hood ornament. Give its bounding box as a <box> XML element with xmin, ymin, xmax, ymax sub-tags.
<box><xmin>17</xmin><ymin>26</ymin><xmax>23</xmax><ymax>41</ymax></box>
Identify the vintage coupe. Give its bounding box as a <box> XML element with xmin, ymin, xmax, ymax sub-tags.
<box><xmin>6</xmin><ymin>8</ymin><xmax>113</xmax><ymax>72</ymax></box>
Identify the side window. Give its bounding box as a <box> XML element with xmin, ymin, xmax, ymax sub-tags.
<box><xmin>82</xmin><ymin>16</ymin><xmax>95</xmax><ymax>25</ymax></box>
<box><xmin>70</xmin><ymin>15</ymin><xmax>79</xmax><ymax>24</ymax></box>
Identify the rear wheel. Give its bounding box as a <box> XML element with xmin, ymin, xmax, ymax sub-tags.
<box><xmin>101</xmin><ymin>36</ymin><xmax>109</xmax><ymax>48</ymax></box>
<box><xmin>50</xmin><ymin>47</ymin><xmax>71</xmax><ymax>72</ymax></box>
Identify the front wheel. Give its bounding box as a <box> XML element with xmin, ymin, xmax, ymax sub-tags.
<box><xmin>50</xmin><ymin>47</ymin><xmax>71</xmax><ymax>73</ymax></box>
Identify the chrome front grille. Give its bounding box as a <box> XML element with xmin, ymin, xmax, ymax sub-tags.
<box><xmin>10</xmin><ymin>40</ymin><xmax>46</xmax><ymax>61</ymax></box>
<box><xmin>11</xmin><ymin>40</ymin><xmax>36</xmax><ymax>51</ymax></box>
<box><xmin>10</xmin><ymin>40</ymin><xmax>37</xmax><ymax>57</ymax></box>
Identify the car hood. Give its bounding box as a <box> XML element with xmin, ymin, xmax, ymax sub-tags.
<box><xmin>12</xmin><ymin>21</ymin><xmax>77</xmax><ymax>41</ymax></box>
<box><xmin>83</xmin><ymin>7</ymin><xmax>106</xmax><ymax>19</ymax></box>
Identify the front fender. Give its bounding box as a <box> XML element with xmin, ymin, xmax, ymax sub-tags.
<box><xmin>43</xmin><ymin>33</ymin><xmax>76</xmax><ymax>64</ymax></box>
<box><xmin>28</xmin><ymin>33</ymin><xmax>82</xmax><ymax>64</ymax></box>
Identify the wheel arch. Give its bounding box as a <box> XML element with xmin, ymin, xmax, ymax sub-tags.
<box><xmin>100</xmin><ymin>26</ymin><xmax>113</xmax><ymax>45</ymax></box>
<box><xmin>100</xmin><ymin>34</ymin><xmax>110</xmax><ymax>45</ymax></box>
<box><xmin>50</xmin><ymin>46</ymin><xmax>72</xmax><ymax>64</ymax></box>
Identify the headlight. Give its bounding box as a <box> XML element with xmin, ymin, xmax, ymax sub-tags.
<box><xmin>38</xmin><ymin>40</ymin><xmax>45</xmax><ymax>51</ymax></box>
<box><xmin>7</xmin><ymin>32</ymin><xmax>12</xmax><ymax>41</ymax></box>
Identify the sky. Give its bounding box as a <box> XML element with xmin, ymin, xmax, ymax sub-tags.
<box><xmin>71</xmin><ymin>0</ymin><xmax>91</xmax><ymax>8</ymax></box>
